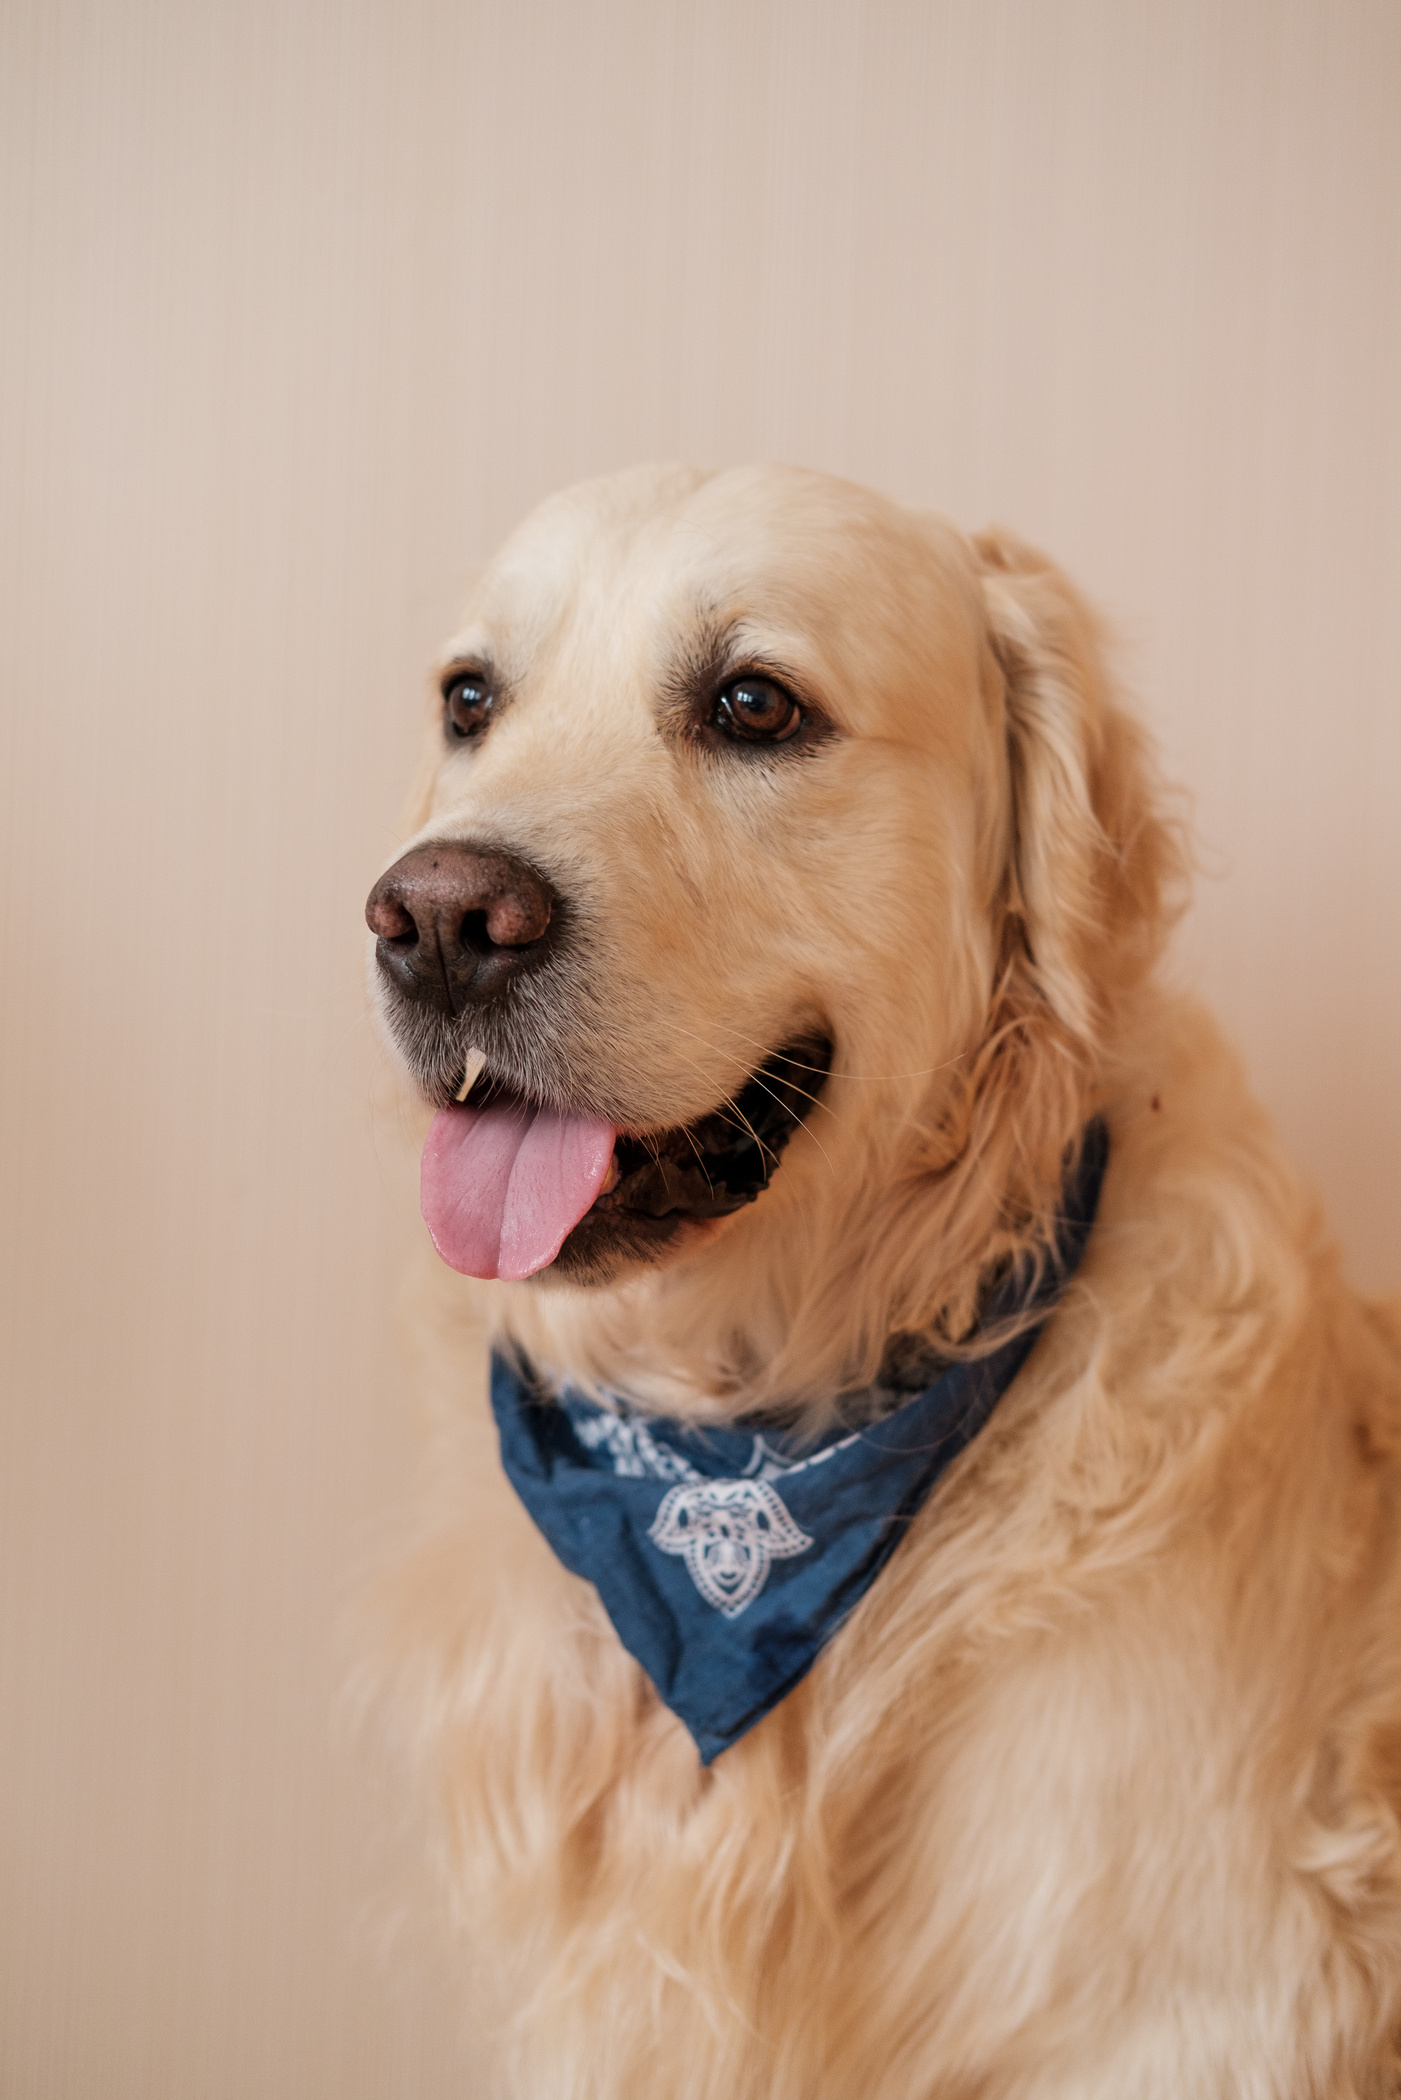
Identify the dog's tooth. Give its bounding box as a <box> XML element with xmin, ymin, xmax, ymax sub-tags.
<box><xmin>455</xmin><ymin>1045</ymin><xmax>488</xmax><ymax>1103</ymax></box>
<box><xmin>600</xmin><ymin>1152</ymin><xmax>620</xmax><ymax>1195</ymax></box>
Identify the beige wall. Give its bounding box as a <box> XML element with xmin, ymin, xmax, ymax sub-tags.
<box><xmin>3</xmin><ymin>3</ymin><xmax>1398</xmax><ymax>2094</ymax></box>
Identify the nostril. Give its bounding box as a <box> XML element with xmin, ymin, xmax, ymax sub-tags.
<box><xmin>449</xmin><ymin>903</ymin><xmax>550</xmax><ymax>957</ymax></box>
<box><xmin>365</xmin><ymin>890</ymin><xmax>417</xmax><ymax>942</ymax></box>
<box><xmin>458</xmin><ymin>909</ymin><xmax>494</xmax><ymax>956</ymax></box>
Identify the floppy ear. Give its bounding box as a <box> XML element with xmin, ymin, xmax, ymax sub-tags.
<box><xmin>974</xmin><ymin>529</ymin><xmax>1184</xmax><ymax>1048</ymax></box>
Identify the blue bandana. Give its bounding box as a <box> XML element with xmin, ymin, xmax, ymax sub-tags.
<box><xmin>491</xmin><ymin>1122</ymin><xmax>1108</xmax><ymax>1763</ymax></box>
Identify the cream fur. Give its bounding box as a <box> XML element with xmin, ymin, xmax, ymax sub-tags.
<box><xmin>366</xmin><ymin>465</ymin><xmax>1401</xmax><ymax>2097</ymax></box>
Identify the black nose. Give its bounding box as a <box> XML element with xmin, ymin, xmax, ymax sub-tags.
<box><xmin>365</xmin><ymin>841</ymin><xmax>556</xmax><ymax>1014</ymax></box>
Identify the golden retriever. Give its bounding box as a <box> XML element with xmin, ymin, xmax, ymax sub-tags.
<box><xmin>365</xmin><ymin>464</ymin><xmax>1401</xmax><ymax>2098</ymax></box>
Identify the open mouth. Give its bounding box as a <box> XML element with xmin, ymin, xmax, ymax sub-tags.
<box><xmin>419</xmin><ymin>1036</ymin><xmax>833</xmax><ymax>1283</ymax></box>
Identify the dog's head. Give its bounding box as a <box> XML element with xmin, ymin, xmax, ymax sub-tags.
<box><xmin>368</xmin><ymin>466</ymin><xmax>1180</xmax><ymax>1396</ymax></box>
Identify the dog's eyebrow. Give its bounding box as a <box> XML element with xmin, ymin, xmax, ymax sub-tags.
<box><xmin>439</xmin><ymin>628</ymin><xmax>490</xmax><ymax>667</ymax></box>
<box><xmin>655</xmin><ymin>610</ymin><xmax>831</xmax><ymax>757</ymax></box>
<box><xmin>655</xmin><ymin>612</ymin><xmax>746</xmax><ymax>725</ymax></box>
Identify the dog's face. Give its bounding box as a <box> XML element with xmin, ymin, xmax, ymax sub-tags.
<box><xmin>368</xmin><ymin>463</ymin><xmax>1143</xmax><ymax>1303</ymax></box>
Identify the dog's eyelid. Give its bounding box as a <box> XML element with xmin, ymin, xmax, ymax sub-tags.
<box><xmin>713</xmin><ymin>661</ymin><xmax>836</xmax><ymax>745</ymax></box>
<box><xmin>712</xmin><ymin>655</ymin><xmax>807</xmax><ymax>707</ymax></box>
<box><xmin>438</xmin><ymin>656</ymin><xmax>496</xmax><ymax>698</ymax></box>
<box><xmin>719</xmin><ymin>652</ymin><xmax>797</xmax><ymax>689</ymax></box>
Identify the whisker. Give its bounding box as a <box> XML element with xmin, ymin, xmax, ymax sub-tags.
<box><xmin>660</xmin><ymin>1023</ymin><xmax>844</xmax><ymax>1128</ymax></box>
<box><xmin>662</xmin><ymin>1047</ymin><xmax>786</xmax><ymax>1171</ymax></box>
<box><xmin>722</xmin><ymin>1099</ymin><xmax>785</xmax><ymax>1171</ymax></box>
<box><xmin>677</xmin><ymin>1117</ymin><xmax>716</xmax><ymax>1193</ymax></box>
<box><xmin>665</xmin><ymin>1039</ymin><xmax>837</xmax><ymax>1178</ymax></box>
<box><xmin>739</xmin><ymin>1068</ymin><xmax>837</xmax><ymax>1175</ymax></box>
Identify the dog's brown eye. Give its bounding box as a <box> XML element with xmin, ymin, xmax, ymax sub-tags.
<box><xmin>443</xmin><ymin>673</ymin><xmax>493</xmax><ymax>740</ymax></box>
<box><xmin>714</xmin><ymin>678</ymin><xmax>801</xmax><ymax>743</ymax></box>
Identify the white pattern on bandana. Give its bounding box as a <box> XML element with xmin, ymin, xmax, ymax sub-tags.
<box><xmin>572</xmin><ymin>1411</ymin><xmax>702</xmax><ymax>1482</ymax></box>
<box><xmin>648</xmin><ymin>1479</ymin><xmax>814</xmax><ymax>1617</ymax></box>
<box><xmin>570</xmin><ymin>1407</ymin><xmax>863</xmax><ymax>1615</ymax></box>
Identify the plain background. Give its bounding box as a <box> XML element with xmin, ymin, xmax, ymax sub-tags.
<box><xmin>2</xmin><ymin>2</ymin><xmax>1398</xmax><ymax>2094</ymax></box>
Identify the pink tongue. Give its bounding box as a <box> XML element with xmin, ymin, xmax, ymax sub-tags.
<box><xmin>420</xmin><ymin>1099</ymin><xmax>617</xmax><ymax>1281</ymax></box>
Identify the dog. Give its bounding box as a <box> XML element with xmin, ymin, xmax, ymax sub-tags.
<box><xmin>364</xmin><ymin>464</ymin><xmax>1401</xmax><ymax>2098</ymax></box>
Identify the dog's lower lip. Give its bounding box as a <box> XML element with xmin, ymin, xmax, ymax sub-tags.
<box><xmin>598</xmin><ymin>1036</ymin><xmax>834</xmax><ymax>1226</ymax></box>
<box><xmin>458</xmin><ymin>1036</ymin><xmax>833</xmax><ymax>1229</ymax></box>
